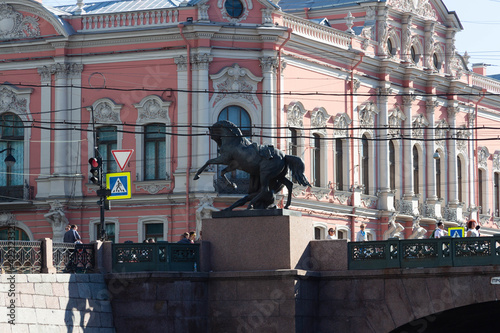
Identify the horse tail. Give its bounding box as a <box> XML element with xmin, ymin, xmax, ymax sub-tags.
<box><xmin>285</xmin><ymin>155</ymin><xmax>311</xmax><ymax>187</ymax></box>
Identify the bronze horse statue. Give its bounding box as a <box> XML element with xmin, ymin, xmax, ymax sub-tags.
<box><xmin>193</xmin><ymin>120</ymin><xmax>310</xmax><ymax>210</ymax></box>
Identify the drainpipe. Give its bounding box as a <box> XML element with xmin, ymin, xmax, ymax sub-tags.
<box><xmin>350</xmin><ymin>53</ymin><xmax>364</xmax><ymax>241</ymax></box>
<box><xmin>179</xmin><ymin>23</ymin><xmax>192</xmax><ymax>227</ymax></box>
<box><xmin>304</xmin><ymin>8</ymin><xmax>310</xmax><ymax>19</ymax></box>
<box><xmin>474</xmin><ymin>89</ymin><xmax>486</xmax><ymax>211</ymax></box>
<box><xmin>276</xmin><ymin>28</ymin><xmax>292</xmax><ymax>150</ymax></box>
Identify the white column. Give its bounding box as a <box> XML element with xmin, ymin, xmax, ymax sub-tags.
<box><xmin>259</xmin><ymin>57</ymin><xmax>277</xmax><ymax>145</ymax></box>
<box><xmin>377</xmin><ymin>86</ymin><xmax>391</xmax><ymax>210</ymax></box>
<box><xmin>447</xmin><ymin>105</ymin><xmax>459</xmax><ymax>204</ymax></box>
<box><xmin>426</xmin><ymin>98</ymin><xmax>437</xmax><ymax>200</ymax></box>
<box><xmin>173</xmin><ymin>56</ymin><xmax>189</xmax><ymax>192</ymax></box>
<box><xmin>53</xmin><ymin>64</ymin><xmax>69</xmax><ymax>176</ymax></box>
<box><xmin>402</xmin><ymin>94</ymin><xmax>415</xmax><ymax>199</ymax></box>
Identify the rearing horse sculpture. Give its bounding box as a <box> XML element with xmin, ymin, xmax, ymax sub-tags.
<box><xmin>193</xmin><ymin>120</ymin><xmax>310</xmax><ymax>210</ymax></box>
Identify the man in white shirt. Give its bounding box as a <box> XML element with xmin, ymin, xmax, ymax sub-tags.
<box><xmin>433</xmin><ymin>221</ymin><xmax>448</xmax><ymax>238</ymax></box>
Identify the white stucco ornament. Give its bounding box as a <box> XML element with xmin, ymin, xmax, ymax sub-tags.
<box><xmin>0</xmin><ymin>3</ymin><xmax>39</xmax><ymax>40</ymax></box>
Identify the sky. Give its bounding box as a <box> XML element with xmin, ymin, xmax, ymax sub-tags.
<box><xmin>41</xmin><ymin>0</ymin><xmax>500</xmax><ymax>76</ymax></box>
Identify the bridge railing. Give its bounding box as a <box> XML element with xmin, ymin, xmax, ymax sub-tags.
<box><xmin>112</xmin><ymin>242</ymin><xmax>199</xmax><ymax>273</ymax></box>
<box><xmin>348</xmin><ymin>236</ymin><xmax>500</xmax><ymax>270</ymax></box>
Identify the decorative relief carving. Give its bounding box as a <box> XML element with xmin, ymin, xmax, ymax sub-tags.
<box><xmin>88</xmin><ymin>98</ymin><xmax>122</xmax><ymax>123</ymax></box>
<box><xmin>425</xmin><ymin>22</ymin><xmax>436</xmax><ymax>68</ymax></box>
<box><xmin>287</xmin><ymin>102</ymin><xmax>306</xmax><ymax>128</ymax></box>
<box><xmin>198</xmin><ymin>3</ymin><xmax>210</xmax><ymax>21</ymax></box>
<box><xmin>402</xmin><ymin>93</ymin><xmax>415</xmax><ymax>106</ymax></box>
<box><xmin>134</xmin><ymin>96</ymin><xmax>171</xmax><ymax>123</ymax></box>
<box><xmin>333</xmin><ymin>113</ymin><xmax>351</xmax><ymax>137</ymax></box>
<box><xmin>333</xmin><ymin>191</ymin><xmax>351</xmax><ymax>205</ymax></box>
<box><xmin>358</xmin><ymin>102</ymin><xmax>379</xmax><ymax>128</ymax></box>
<box><xmin>434</xmin><ymin>119</ymin><xmax>449</xmax><ymax>148</ymax></box>
<box><xmin>311</xmin><ymin>107</ymin><xmax>330</xmax><ymax>135</ymax></box>
<box><xmin>259</xmin><ymin>57</ymin><xmax>278</xmax><ymax>73</ymax></box>
<box><xmin>388</xmin><ymin>104</ymin><xmax>406</xmax><ymax>137</ymax></box>
<box><xmin>136</xmin><ymin>183</ymin><xmax>169</xmax><ymax>194</ymax></box>
<box><xmin>174</xmin><ymin>55</ymin><xmax>188</xmax><ymax>71</ymax></box>
<box><xmin>387</xmin><ymin>0</ymin><xmax>437</xmax><ymax>20</ymax></box>
<box><xmin>310</xmin><ymin>187</ymin><xmax>330</xmax><ymax>201</ymax></box>
<box><xmin>478</xmin><ymin>146</ymin><xmax>489</xmax><ymax>169</ymax></box>
<box><xmin>0</xmin><ymin>86</ymin><xmax>28</xmax><ymax>114</ymax></box>
<box><xmin>291</xmin><ymin>185</ymin><xmax>308</xmax><ymax>197</ymax></box>
<box><xmin>210</xmin><ymin>64</ymin><xmax>263</xmax><ymax>111</ymax></box>
<box><xmin>493</xmin><ymin>153</ymin><xmax>500</xmax><ymax>172</ymax></box>
<box><xmin>217</xmin><ymin>0</ymin><xmax>252</xmax><ymax>23</ymax></box>
<box><xmin>192</xmin><ymin>53</ymin><xmax>213</xmax><ymax>70</ymax></box>
<box><xmin>456</xmin><ymin>126</ymin><xmax>470</xmax><ymax>154</ymax></box>
<box><xmin>402</xmin><ymin>16</ymin><xmax>413</xmax><ymax>63</ymax></box>
<box><xmin>0</xmin><ymin>3</ymin><xmax>40</xmax><ymax>41</ymax></box>
<box><xmin>412</xmin><ymin>114</ymin><xmax>429</xmax><ymax>139</ymax></box>
<box><xmin>360</xmin><ymin>195</ymin><xmax>378</xmax><ymax>209</ymax></box>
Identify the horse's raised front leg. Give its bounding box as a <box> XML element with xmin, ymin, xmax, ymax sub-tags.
<box><xmin>220</xmin><ymin>162</ymin><xmax>239</xmax><ymax>189</ymax></box>
<box><xmin>193</xmin><ymin>156</ymin><xmax>227</xmax><ymax>180</ymax></box>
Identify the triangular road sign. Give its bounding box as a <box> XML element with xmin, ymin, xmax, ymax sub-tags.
<box><xmin>112</xmin><ymin>150</ymin><xmax>134</xmax><ymax>171</ymax></box>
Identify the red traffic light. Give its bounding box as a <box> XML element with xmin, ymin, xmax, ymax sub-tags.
<box><xmin>89</xmin><ymin>157</ymin><xmax>99</xmax><ymax>168</ymax></box>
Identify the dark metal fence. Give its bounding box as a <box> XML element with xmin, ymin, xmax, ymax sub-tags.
<box><xmin>53</xmin><ymin>243</ymin><xmax>96</xmax><ymax>273</ymax></box>
<box><xmin>348</xmin><ymin>236</ymin><xmax>500</xmax><ymax>270</ymax></box>
<box><xmin>0</xmin><ymin>240</ymin><xmax>42</xmax><ymax>273</ymax></box>
<box><xmin>112</xmin><ymin>242</ymin><xmax>199</xmax><ymax>273</ymax></box>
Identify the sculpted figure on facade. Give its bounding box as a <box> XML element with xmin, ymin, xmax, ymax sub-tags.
<box><xmin>333</xmin><ymin>113</ymin><xmax>351</xmax><ymax>137</ymax></box>
<box><xmin>287</xmin><ymin>102</ymin><xmax>306</xmax><ymax>128</ymax></box>
<box><xmin>407</xmin><ymin>216</ymin><xmax>427</xmax><ymax>239</ymax></box>
<box><xmin>383</xmin><ymin>212</ymin><xmax>404</xmax><ymax>240</ymax></box>
<box><xmin>311</xmin><ymin>107</ymin><xmax>330</xmax><ymax>135</ymax></box>
<box><xmin>195</xmin><ymin>194</ymin><xmax>219</xmax><ymax>238</ymax></box>
<box><xmin>388</xmin><ymin>104</ymin><xmax>407</xmax><ymax>136</ymax></box>
<box><xmin>44</xmin><ymin>200</ymin><xmax>69</xmax><ymax>242</ymax></box>
<box><xmin>434</xmin><ymin>119</ymin><xmax>449</xmax><ymax>149</ymax></box>
<box><xmin>478</xmin><ymin>147</ymin><xmax>489</xmax><ymax>169</ymax></box>
<box><xmin>412</xmin><ymin>114</ymin><xmax>429</xmax><ymax>139</ymax></box>
<box><xmin>493</xmin><ymin>153</ymin><xmax>500</xmax><ymax>172</ymax></box>
<box><xmin>358</xmin><ymin>102</ymin><xmax>378</xmax><ymax>128</ymax></box>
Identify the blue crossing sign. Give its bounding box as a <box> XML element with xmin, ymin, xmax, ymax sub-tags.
<box><xmin>448</xmin><ymin>227</ymin><xmax>465</xmax><ymax>238</ymax></box>
<box><xmin>106</xmin><ymin>172</ymin><xmax>131</xmax><ymax>200</ymax></box>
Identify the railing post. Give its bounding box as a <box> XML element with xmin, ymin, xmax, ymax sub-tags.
<box><xmin>40</xmin><ymin>238</ymin><xmax>56</xmax><ymax>274</ymax></box>
<box><xmin>101</xmin><ymin>241</ymin><xmax>113</xmax><ymax>274</ymax></box>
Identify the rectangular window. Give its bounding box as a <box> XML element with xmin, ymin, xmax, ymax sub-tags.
<box><xmin>96</xmin><ymin>223</ymin><xmax>115</xmax><ymax>243</ymax></box>
<box><xmin>335</xmin><ymin>139</ymin><xmax>343</xmax><ymax>190</ymax></box>
<box><xmin>144</xmin><ymin>124</ymin><xmax>166</xmax><ymax>180</ymax></box>
<box><xmin>495</xmin><ymin>173</ymin><xmax>499</xmax><ymax>217</ymax></box>
<box><xmin>97</xmin><ymin>126</ymin><xmax>117</xmax><ymax>174</ymax></box>
<box><xmin>145</xmin><ymin>223</ymin><xmax>164</xmax><ymax>242</ymax></box>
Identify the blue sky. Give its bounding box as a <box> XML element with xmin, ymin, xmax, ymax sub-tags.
<box><xmin>42</xmin><ymin>0</ymin><xmax>500</xmax><ymax>75</ymax></box>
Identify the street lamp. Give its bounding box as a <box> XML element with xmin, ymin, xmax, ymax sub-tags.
<box><xmin>0</xmin><ymin>148</ymin><xmax>16</xmax><ymax>167</ymax></box>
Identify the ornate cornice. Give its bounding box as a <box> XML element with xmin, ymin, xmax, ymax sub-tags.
<box><xmin>387</xmin><ymin>0</ymin><xmax>437</xmax><ymax>20</ymax></box>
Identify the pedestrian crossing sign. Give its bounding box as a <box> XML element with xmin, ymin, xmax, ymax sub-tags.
<box><xmin>448</xmin><ymin>227</ymin><xmax>465</xmax><ymax>238</ymax></box>
<box><xmin>106</xmin><ymin>172</ymin><xmax>131</xmax><ymax>200</ymax></box>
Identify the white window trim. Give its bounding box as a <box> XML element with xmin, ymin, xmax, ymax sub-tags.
<box><xmin>138</xmin><ymin>216</ymin><xmax>168</xmax><ymax>242</ymax></box>
<box><xmin>336</xmin><ymin>226</ymin><xmax>351</xmax><ymax>240</ymax></box>
<box><xmin>89</xmin><ymin>218</ymin><xmax>120</xmax><ymax>242</ymax></box>
<box><xmin>313</xmin><ymin>222</ymin><xmax>328</xmax><ymax>240</ymax></box>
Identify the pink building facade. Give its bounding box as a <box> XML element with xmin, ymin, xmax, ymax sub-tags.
<box><xmin>1</xmin><ymin>0</ymin><xmax>500</xmax><ymax>243</ymax></box>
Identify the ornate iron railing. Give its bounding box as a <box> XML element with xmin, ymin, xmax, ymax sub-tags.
<box><xmin>53</xmin><ymin>243</ymin><xmax>96</xmax><ymax>273</ymax></box>
<box><xmin>348</xmin><ymin>236</ymin><xmax>500</xmax><ymax>270</ymax></box>
<box><xmin>0</xmin><ymin>240</ymin><xmax>42</xmax><ymax>273</ymax></box>
<box><xmin>112</xmin><ymin>242</ymin><xmax>199</xmax><ymax>272</ymax></box>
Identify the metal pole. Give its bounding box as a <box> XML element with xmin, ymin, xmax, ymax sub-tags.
<box><xmin>91</xmin><ymin>106</ymin><xmax>107</xmax><ymax>241</ymax></box>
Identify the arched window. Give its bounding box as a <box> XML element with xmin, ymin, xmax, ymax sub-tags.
<box><xmin>0</xmin><ymin>227</ymin><xmax>29</xmax><ymax>240</ymax></box>
<box><xmin>413</xmin><ymin>146</ymin><xmax>419</xmax><ymax>195</ymax></box>
<box><xmin>313</xmin><ymin>134</ymin><xmax>321</xmax><ymax>187</ymax></box>
<box><xmin>387</xmin><ymin>39</ymin><xmax>393</xmax><ymax>55</ymax></box>
<box><xmin>435</xmin><ymin>150</ymin><xmax>441</xmax><ymax>199</ymax></box>
<box><xmin>97</xmin><ymin>126</ymin><xmax>117</xmax><ymax>174</ymax></box>
<box><xmin>433</xmin><ymin>53</ymin><xmax>439</xmax><ymax>70</ymax></box>
<box><xmin>0</xmin><ymin>113</ymin><xmax>24</xmax><ymax>188</ymax></box>
<box><xmin>144</xmin><ymin>123</ymin><xmax>166</xmax><ymax>180</ymax></box>
<box><xmin>218</xmin><ymin>106</ymin><xmax>251</xmax><ymax>138</ymax></box>
<box><xmin>389</xmin><ymin>140</ymin><xmax>395</xmax><ymax>191</ymax></box>
<box><xmin>362</xmin><ymin>134</ymin><xmax>369</xmax><ymax>194</ymax></box>
<box><xmin>458</xmin><ymin>156</ymin><xmax>463</xmax><ymax>203</ymax></box>
<box><xmin>217</xmin><ymin>106</ymin><xmax>252</xmax><ymax>193</ymax></box>
<box><xmin>478</xmin><ymin>169</ymin><xmax>484</xmax><ymax>214</ymax></box>
<box><xmin>411</xmin><ymin>46</ymin><xmax>417</xmax><ymax>63</ymax></box>
<box><xmin>335</xmin><ymin>138</ymin><xmax>343</xmax><ymax>190</ymax></box>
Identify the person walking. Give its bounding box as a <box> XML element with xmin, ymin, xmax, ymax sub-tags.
<box><xmin>63</xmin><ymin>225</ymin><xmax>82</xmax><ymax>243</ymax></box>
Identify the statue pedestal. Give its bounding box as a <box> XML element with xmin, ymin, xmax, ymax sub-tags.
<box><xmin>203</xmin><ymin>210</ymin><xmax>312</xmax><ymax>271</ymax></box>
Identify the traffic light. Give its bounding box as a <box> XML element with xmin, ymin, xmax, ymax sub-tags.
<box><xmin>89</xmin><ymin>157</ymin><xmax>102</xmax><ymax>185</ymax></box>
